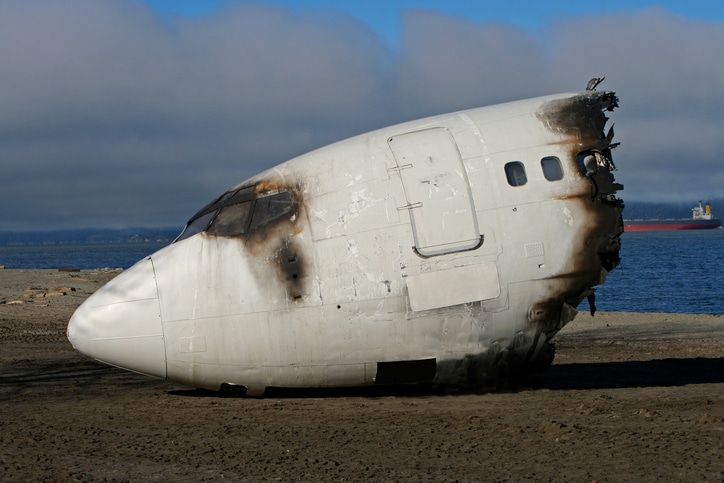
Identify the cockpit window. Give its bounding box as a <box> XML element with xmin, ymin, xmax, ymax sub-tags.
<box><xmin>218</xmin><ymin>186</ymin><xmax>255</xmax><ymax>206</ymax></box>
<box><xmin>541</xmin><ymin>156</ymin><xmax>563</xmax><ymax>181</ymax></box>
<box><xmin>250</xmin><ymin>192</ymin><xmax>294</xmax><ymax>230</ymax></box>
<box><xmin>208</xmin><ymin>201</ymin><xmax>253</xmax><ymax>235</ymax></box>
<box><xmin>174</xmin><ymin>186</ymin><xmax>296</xmax><ymax>242</ymax></box>
<box><xmin>505</xmin><ymin>161</ymin><xmax>527</xmax><ymax>187</ymax></box>
<box><xmin>175</xmin><ymin>211</ymin><xmax>216</xmax><ymax>242</ymax></box>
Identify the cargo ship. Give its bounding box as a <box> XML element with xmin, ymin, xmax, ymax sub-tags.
<box><xmin>624</xmin><ymin>201</ymin><xmax>722</xmax><ymax>231</ymax></box>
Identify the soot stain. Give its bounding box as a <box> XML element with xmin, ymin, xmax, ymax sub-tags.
<box><xmin>208</xmin><ymin>176</ymin><xmax>310</xmax><ymax>301</ymax></box>
<box><xmin>536</xmin><ymin>91</ymin><xmax>618</xmax><ymax>146</ymax></box>
<box><xmin>274</xmin><ymin>237</ymin><xmax>306</xmax><ymax>300</ymax></box>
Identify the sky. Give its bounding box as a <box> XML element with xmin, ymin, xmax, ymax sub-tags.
<box><xmin>2</xmin><ymin>0</ymin><xmax>724</xmax><ymax>231</ymax></box>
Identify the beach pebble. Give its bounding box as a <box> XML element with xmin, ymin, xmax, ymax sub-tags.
<box><xmin>53</xmin><ymin>286</ymin><xmax>76</xmax><ymax>292</ymax></box>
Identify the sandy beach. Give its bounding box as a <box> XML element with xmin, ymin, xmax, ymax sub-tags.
<box><xmin>1</xmin><ymin>269</ymin><xmax>723</xmax><ymax>481</ymax></box>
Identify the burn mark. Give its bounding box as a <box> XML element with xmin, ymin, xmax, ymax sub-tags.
<box><xmin>527</xmin><ymin>91</ymin><xmax>624</xmax><ymax>351</ymax></box>
<box><xmin>435</xmin><ymin>330</ymin><xmax>556</xmax><ymax>387</ymax></box>
<box><xmin>539</xmin><ymin>194</ymin><xmax>622</xmax><ymax>318</ymax></box>
<box><xmin>243</xmin><ymin>180</ymin><xmax>309</xmax><ymax>302</ymax></box>
<box><xmin>536</xmin><ymin>91</ymin><xmax>618</xmax><ymax>147</ymax></box>
<box><xmin>273</xmin><ymin>236</ymin><xmax>306</xmax><ymax>300</ymax></box>
<box><xmin>528</xmin><ymin>301</ymin><xmax>564</xmax><ymax>335</ymax></box>
<box><xmin>179</xmin><ymin>176</ymin><xmax>311</xmax><ymax>302</ymax></box>
<box><xmin>561</xmin><ymin>94</ymin><xmax>623</xmax><ymax>264</ymax></box>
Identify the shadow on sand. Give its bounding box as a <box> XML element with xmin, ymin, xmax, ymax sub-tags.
<box><xmin>537</xmin><ymin>356</ymin><xmax>724</xmax><ymax>390</ymax></box>
<box><xmin>167</xmin><ymin>356</ymin><xmax>724</xmax><ymax>399</ymax></box>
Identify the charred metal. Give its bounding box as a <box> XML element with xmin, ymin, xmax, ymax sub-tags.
<box><xmin>536</xmin><ymin>91</ymin><xmax>619</xmax><ymax>146</ymax></box>
<box><xmin>179</xmin><ymin>178</ymin><xmax>310</xmax><ymax>301</ymax></box>
<box><xmin>527</xmin><ymin>91</ymin><xmax>624</xmax><ymax>358</ymax></box>
<box><xmin>273</xmin><ymin>236</ymin><xmax>306</xmax><ymax>301</ymax></box>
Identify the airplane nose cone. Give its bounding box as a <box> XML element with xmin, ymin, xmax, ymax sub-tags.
<box><xmin>67</xmin><ymin>258</ymin><xmax>166</xmax><ymax>378</ymax></box>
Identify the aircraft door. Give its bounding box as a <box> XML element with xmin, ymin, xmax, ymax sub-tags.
<box><xmin>388</xmin><ymin>128</ymin><xmax>481</xmax><ymax>257</ymax></box>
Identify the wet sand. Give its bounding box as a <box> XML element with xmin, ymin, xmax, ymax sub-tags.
<box><xmin>1</xmin><ymin>269</ymin><xmax>723</xmax><ymax>481</ymax></box>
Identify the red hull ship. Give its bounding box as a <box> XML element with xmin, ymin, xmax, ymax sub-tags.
<box><xmin>624</xmin><ymin>201</ymin><xmax>722</xmax><ymax>232</ymax></box>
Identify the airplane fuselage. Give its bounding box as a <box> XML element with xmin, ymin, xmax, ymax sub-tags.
<box><xmin>68</xmin><ymin>90</ymin><xmax>623</xmax><ymax>396</ymax></box>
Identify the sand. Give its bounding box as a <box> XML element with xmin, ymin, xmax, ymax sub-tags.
<box><xmin>1</xmin><ymin>269</ymin><xmax>723</xmax><ymax>481</ymax></box>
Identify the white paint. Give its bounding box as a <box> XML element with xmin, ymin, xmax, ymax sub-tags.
<box><xmin>406</xmin><ymin>263</ymin><xmax>501</xmax><ymax>312</ymax></box>
<box><xmin>67</xmin><ymin>90</ymin><xmax>624</xmax><ymax>395</ymax></box>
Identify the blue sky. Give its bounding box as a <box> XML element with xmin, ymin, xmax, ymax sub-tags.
<box><xmin>1</xmin><ymin>0</ymin><xmax>724</xmax><ymax>230</ymax></box>
<box><xmin>145</xmin><ymin>1</ymin><xmax>724</xmax><ymax>43</ymax></box>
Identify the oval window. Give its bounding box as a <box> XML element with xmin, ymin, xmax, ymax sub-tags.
<box><xmin>505</xmin><ymin>161</ymin><xmax>527</xmax><ymax>187</ymax></box>
<box><xmin>541</xmin><ymin>156</ymin><xmax>563</xmax><ymax>181</ymax></box>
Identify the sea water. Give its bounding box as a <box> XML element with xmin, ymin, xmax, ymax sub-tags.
<box><xmin>1</xmin><ymin>230</ymin><xmax>722</xmax><ymax>314</ymax></box>
<box><xmin>594</xmin><ymin>229</ymin><xmax>724</xmax><ymax>314</ymax></box>
<box><xmin>0</xmin><ymin>243</ymin><xmax>168</xmax><ymax>271</ymax></box>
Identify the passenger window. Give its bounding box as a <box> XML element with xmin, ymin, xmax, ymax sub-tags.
<box><xmin>541</xmin><ymin>156</ymin><xmax>563</xmax><ymax>181</ymax></box>
<box><xmin>208</xmin><ymin>201</ymin><xmax>253</xmax><ymax>235</ymax></box>
<box><xmin>505</xmin><ymin>161</ymin><xmax>527</xmax><ymax>187</ymax></box>
<box><xmin>249</xmin><ymin>192</ymin><xmax>295</xmax><ymax>230</ymax></box>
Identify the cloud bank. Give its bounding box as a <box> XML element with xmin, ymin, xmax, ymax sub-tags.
<box><xmin>2</xmin><ymin>1</ymin><xmax>723</xmax><ymax>230</ymax></box>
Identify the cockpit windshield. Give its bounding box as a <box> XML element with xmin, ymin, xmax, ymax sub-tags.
<box><xmin>175</xmin><ymin>186</ymin><xmax>295</xmax><ymax>242</ymax></box>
